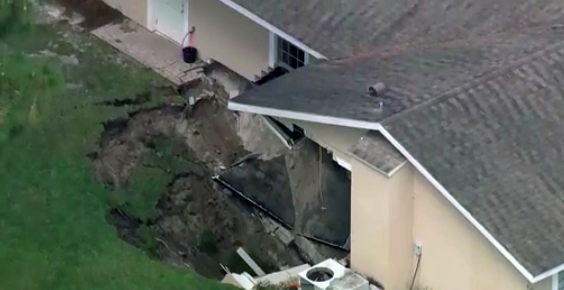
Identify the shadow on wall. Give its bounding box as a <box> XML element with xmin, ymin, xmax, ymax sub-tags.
<box><xmin>219</xmin><ymin>138</ymin><xmax>351</xmax><ymax>247</ymax></box>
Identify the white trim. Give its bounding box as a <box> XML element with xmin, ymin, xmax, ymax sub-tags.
<box><xmin>260</xmin><ymin>116</ymin><xmax>293</xmax><ymax>149</ymax></box>
<box><xmin>387</xmin><ymin>160</ymin><xmax>409</xmax><ymax>177</ymax></box>
<box><xmin>332</xmin><ymin>155</ymin><xmax>352</xmax><ymax>171</ymax></box>
<box><xmin>542</xmin><ymin>266</ymin><xmax>564</xmax><ymax>286</ymax></box>
<box><xmin>228</xmin><ymin>102</ymin><xmax>381</xmax><ymax>130</ymax></box>
<box><xmin>304</xmin><ymin>51</ymin><xmax>311</xmax><ymax>64</ymax></box>
<box><xmin>349</xmin><ymin>151</ymin><xmax>408</xmax><ymax>178</ymax></box>
<box><xmin>552</xmin><ymin>274</ymin><xmax>558</xmax><ymax>290</ymax></box>
<box><xmin>216</xmin><ymin>0</ymin><xmax>327</xmax><ymax>60</ymax></box>
<box><xmin>351</xmin><ymin>153</ymin><xmax>399</xmax><ymax>177</ymax></box>
<box><xmin>268</xmin><ymin>31</ymin><xmax>277</xmax><ymax>68</ymax></box>
<box><xmin>375</xmin><ymin>124</ymin><xmax>536</xmax><ymax>282</ymax></box>
<box><xmin>227</xmin><ymin>100</ymin><xmax>562</xmax><ymax>283</ymax></box>
<box><xmin>147</xmin><ymin>0</ymin><xmax>155</xmax><ymax>30</ymax></box>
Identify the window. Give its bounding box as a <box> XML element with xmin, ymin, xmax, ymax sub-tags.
<box><xmin>277</xmin><ymin>36</ymin><xmax>307</xmax><ymax>69</ymax></box>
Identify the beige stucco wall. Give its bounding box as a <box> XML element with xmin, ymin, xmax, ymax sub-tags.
<box><xmin>276</xmin><ymin>118</ymin><xmax>367</xmax><ymax>165</ymax></box>
<box><xmin>189</xmin><ymin>0</ymin><xmax>270</xmax><ymax>80</ymax></box>
<box><xmin>350</xmin><ymin>155</ymin><xmax>551</xmax><ymax>290</ymax></box>
<box><xmin>533</xmin><ymin>277</ymin><xmax>553</xmax><ymax>290</ymax></box>
<box><xmin>102</xmin><ymin>0</ymin><xmax>148</xmax><ymax>27</ymax></box>
<box><xmin>350</xmin><ymin>158</ymin><xmax>414</xmax><ymax>290</ymax></box>
<box><xmin>412</xmin><ymin>172</ymin><xmax>529</xmax><ymax>290</ymax></box>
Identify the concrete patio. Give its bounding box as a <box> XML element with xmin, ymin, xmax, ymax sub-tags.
<box><xmin>92</xmin><ymin>20</ymin><xmax>204</xmax><ymax>86</ymax></box>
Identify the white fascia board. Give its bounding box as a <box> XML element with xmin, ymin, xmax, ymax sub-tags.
<box><xmin>332</xmin><ymin>155</ymin><xmax>351</xmax><ymax>171</ymax></box>
<box><xmin>216</xmin><ymin>0</ymin><xmax>327</xmax><ymax>60</ymax></box>
<box><xmin>374</xmin><ymin>124</ymin><xmax>536</xmax><ymax>283</ymax></box>
<box><xmin>228</xmin><ymin>101</ymin><xmax>562</xmax><ymax>283</ymax></box>
<box><xmin>386</xmin><ymin>160</ymin><xmax>409</xmax><ymax>177</ymax></box>
<box><xmin>268</xmin><ymin>31</ymin><xmax>277</xmax><ymax>67</ymax></box>
<box><xmin>227</xmin><ymin>102</ymin><xmax>381</xmax><ymax>130</ymax></box>
<box><xmin>260</xmin><ymin>115</ymin><xmax>292</xmax><ymax>149</ymax></box>
<box><xmin>535</xmin><ymin>264</ymin><xmax>564</xmax><ymax>284</ymax></box>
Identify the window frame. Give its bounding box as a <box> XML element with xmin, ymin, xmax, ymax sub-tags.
<box><xmin>269</xmin><ymin>32</ymin><xmax>309</xmax><ymax>69</ymax></box>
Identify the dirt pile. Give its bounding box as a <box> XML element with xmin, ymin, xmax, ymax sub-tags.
<box><xmin>90</xmin><ymin>98</ymin><xmax>303</xmax><ymax>278</ymax></box>
<box><xmin>88</xmin><ymin>60</ymin><xmax>349</xmax><ymax>278</ymax></box>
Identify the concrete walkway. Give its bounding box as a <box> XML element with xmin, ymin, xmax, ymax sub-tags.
<box><xmin>92</xmin><ymin>20</ymin><xmax>203</xmax><ymax>86</ymax></box>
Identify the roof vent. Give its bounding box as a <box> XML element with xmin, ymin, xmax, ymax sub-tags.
<box><xmin>368</xmin><ymin>82</ymin><xmax>386</xmax><ymax>97</ymax></box>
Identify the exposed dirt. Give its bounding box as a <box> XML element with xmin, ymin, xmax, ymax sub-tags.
<box><xmin>183</xmin><ymin>98</ymin><xmax>246</xmax><ymax>168</ymax></box>
<box><xmin>51</xmin><ymin>0</ymin><xmax>123</xmax><ymax>30</ymax></box>
<box><xmin>90</xmin><ymin>97</ymin><xmax>303</xmax><ymax>278</ymax></box>
<box><xmin>220</xmin><ymin>139</ymin><xmax>352</xmax><ymax>246</ymax></box>
<box><xmin>156</xmin><ymin>172</ymin><xmax>303</xmax><ymax>278</ymax></box>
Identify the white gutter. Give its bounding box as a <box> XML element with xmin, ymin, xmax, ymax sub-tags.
<box><xmin>228</xmin><ymin>102</ymin><xmax>380</xmax><ymax>130</ymax></box>
<box><xmin>332</xmin><ymin>155</ymin><xmax>352</xmax><ymax>171</ymax></box>
<box><xmin>216</xmin><ymin>0</ymin><xmax>328</xmax><ymax>60</ymax></box>
<box><xmin>227</xmin><ymin>100</ymin><xmax>564</xmax><ymax>283</ymax></box>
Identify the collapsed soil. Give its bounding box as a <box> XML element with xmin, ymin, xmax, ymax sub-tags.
<box><xmin>51</xmin><ymin>0</ymin><xmax>124</xmax><ymax>30</ymax></box>
<box><xmin>90</xmin><ymin>97</ymin><xmax>304</xmax><ymax>278</ymax></box>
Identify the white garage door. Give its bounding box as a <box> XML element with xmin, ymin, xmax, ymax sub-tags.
<box><xmin>153</xmin><ymin>0</ymin><xmax>187</xmax><ymax>44</ymax></box>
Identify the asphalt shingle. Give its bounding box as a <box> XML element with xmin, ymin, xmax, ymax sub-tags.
<box><xmin>232</xmin><ymin>27</ymin><xmax>564</xmax><ymax>124</ymax></box>
<box><xmin>349</xmin><ymin>132</ymin><xmax>406</xmax><ymax>176</ymax></box>
<box><xmin>228</xmin><ymin>0</ymin><xmax>564</xmax><ymax>59</ymax></box>
<box><xmin>381</xmin><ymin>37</ymin><xmax>564</xmax><ymax>275</ymax></box>
<box><xmin>231</xmin><ymin>25</ymin><xmax>564</xmax><ymax>276</ymax></box>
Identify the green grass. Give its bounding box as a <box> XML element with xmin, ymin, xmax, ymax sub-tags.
<box><xmin>0</xmin><ymin>22</ymin><xmax>235</xmax><ymax>290</ymax></box>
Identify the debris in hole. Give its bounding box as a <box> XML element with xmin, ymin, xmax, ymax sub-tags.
<box><xmin>90</xmin><ymin>64</ymin><xmax>349</xmax><ymax>279</ymax></box>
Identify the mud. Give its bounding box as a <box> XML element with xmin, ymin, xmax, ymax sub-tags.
<box><xmin>90</xmin><ymin>60</ymin><xmax>350</xmax><ymax>279</ymax></box>
<box><xmin>51</xmin><ymin>0</ymin><xmax>123</xmax><ymax>30</ymax></box>
<box><xmin>156</xmin><ymin>173</ymin><xmax>303</xmax><ymax>277</ymax></box>
<box><xmin>90</xmin><ymin>96</ymin><xmax>304</xmax><ymax>278</ymax></box>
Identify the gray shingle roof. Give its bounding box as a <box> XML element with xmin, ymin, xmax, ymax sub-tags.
<box><xmin>381</xmin><ymin>34</ymin><xmax>564</xmax><ymax>275</ymax></box>
<box><xmin>228</xmin><ymin>0</ymin><xmax>564</xmax><ymax>59</ymax></box>
<box><xmin>349</xmin><ymin>132</ymin><xmax>406</xmax><ymax>176</ymax></box>
<box><xmin>230</xmin><ymin>26</ymin><xmax>564</xmax><ymax>276</ymax></box>
<box><xmin>231</xmin><ymin>27</ymin><xmax>564</xmax><ymax>124</ymax></box>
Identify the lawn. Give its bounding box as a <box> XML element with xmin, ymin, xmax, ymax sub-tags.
<box><xmin>0</xmin><ymin>19</ymin><xmax>235</xmax><ymax>290</ymax></box>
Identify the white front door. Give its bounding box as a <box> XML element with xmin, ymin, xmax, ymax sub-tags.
<box><xmin>153</xmin><ymin>0</ymin><xmax>187</xmax><ymax>44</ymax></box>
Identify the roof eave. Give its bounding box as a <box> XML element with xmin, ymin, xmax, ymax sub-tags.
<box><xmin>227</xmin><ymin>100</ymin><xmax>559</xmax><ymax>283</ymax></box>
<box><xmin>228</xmin><ymin>101</ymin><xmax>381</xmax><ymax>130</ymax></box>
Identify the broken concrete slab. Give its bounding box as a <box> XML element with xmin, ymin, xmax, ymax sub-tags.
<box><xmin>294</xmin><ymin>236</ymin><xmax>327</xmax><ymax>265</ymax></box>
<box><xmin>236</xmin><ymin>247</ymin><xmax>266</xmax><ymax>277</ymax></box>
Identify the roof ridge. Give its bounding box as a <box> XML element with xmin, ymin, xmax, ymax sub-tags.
<box><xmin>379</xmin><ymin>32</ymin><xmax>564</xmax><ymax>126</ymax></box>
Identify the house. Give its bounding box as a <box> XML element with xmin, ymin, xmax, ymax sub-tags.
<box><xmin>100</xmin><ymin>0</ymin><xmax>326</xmax><ymax>81</ymax></box>
<box><xmin>105</xmin><ymin>0</ymin><xmax>564</xmax><ymax>289</ymax></box>
<box><xmin>230</xmin><ymin>25</ymin><xmax>564</xmax><ymax>290</ymax></box>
